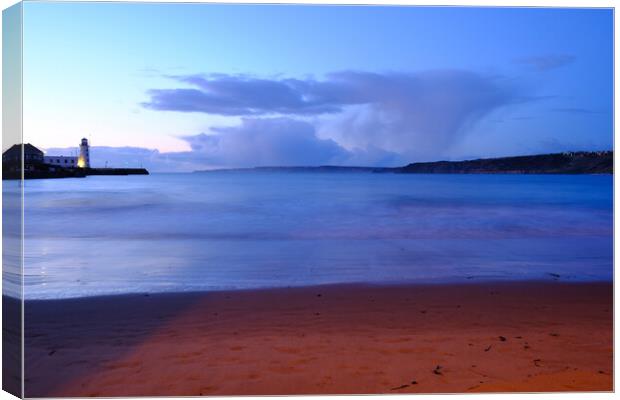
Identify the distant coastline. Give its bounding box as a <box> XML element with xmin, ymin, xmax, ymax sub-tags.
<box><xmin>194</xmin><ymin>151</ymin><xmax>613</xmax><ymax>175</ymax></box>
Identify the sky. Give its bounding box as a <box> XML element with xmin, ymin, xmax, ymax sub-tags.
<box><xmin>22</xmin><ymin>2</ymin><xmax>613</xmax><ymax>171</ymax></box>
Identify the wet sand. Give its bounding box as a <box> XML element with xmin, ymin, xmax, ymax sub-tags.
<box><xmin>23</xmin><ymin>281</ymin><xmax>612</xmax><ymax>396</ymax></box>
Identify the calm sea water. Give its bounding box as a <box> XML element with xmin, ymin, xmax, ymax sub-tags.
<box><xmin>9</xmin><ymin>172</ymin><xmax>614</xmax><ymax>299</ymax></box>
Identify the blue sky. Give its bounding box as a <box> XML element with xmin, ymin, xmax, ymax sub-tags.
<box><xmin>22</xmin><ymin>2</ymin><xmax>613</xmax><ymax>171</ymax></box>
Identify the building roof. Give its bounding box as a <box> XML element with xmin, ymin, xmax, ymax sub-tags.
<box><xmin>24</xmin><ymin>143</ymin><xmax>44</xmax><ymax>155</ymax></box>
<box><xmin>3</xmin><ymin>143</ymin><xmax>44</xmax><ymax>158</ymax></box>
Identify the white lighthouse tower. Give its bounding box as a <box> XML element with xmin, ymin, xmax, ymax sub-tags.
<box><xmin>78</xmin><ymin>138</ymin><xmax>90</xmax><ymax>168</ymax></box>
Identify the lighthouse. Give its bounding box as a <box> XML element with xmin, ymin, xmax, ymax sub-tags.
<box><xmin>78</xmin><ymin>138</ymin><xmax>90</xmax><ymax>168</ymax></box>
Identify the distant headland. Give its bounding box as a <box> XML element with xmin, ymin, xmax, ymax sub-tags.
<box><xmin>395</xmin><ymin>151</ymin><xmax>613</xmax><ymax>174</ymax></box>
<box><xmin>2</xmin><ymin>140</ymin><xmax>149</xmax><ymax>180</ymax></box>
<box><xmin>195</xmin><ymin>151</ymin><xmax>613</xmax><ymax>175</ymax></box>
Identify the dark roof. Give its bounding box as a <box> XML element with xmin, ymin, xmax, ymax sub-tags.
<box><xmin>3</xmin><ymin>143</ymin><xmax>44</xmax><ymax>157</ymax></box>
<box><xmin>25</xmin><ymin>143</ymin><xmax>43</xmax><ymax>155</ymax></box>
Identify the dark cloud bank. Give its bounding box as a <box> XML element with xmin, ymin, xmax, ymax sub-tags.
<box><xmin>514</xmin><ymin>54</ymin><xmax>576</xmax><ymax>71</ymax></box>
<box><xmin>144</xmin><ymin>70</ymin><xmax>525</xmax><ymax>119</ymax></box>
<box><xmin>58</xmin><ymin>69</ymin><xmax>564</xmax><ymax>171</ymax></box>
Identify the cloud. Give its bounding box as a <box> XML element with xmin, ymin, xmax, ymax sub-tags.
<box><xmin>143</xmin><ymin>70</ymin><xmax>522</xmax><ymax>161</ymax></box>
<box><xmin>182</xmin><ymin>118</ymin><xmax>348</xmax><ymax>167</ymax></box>
<box><xmin>515</xmin><ymin>54</ymin><xmax>576</xmax><ymax>71</ymax></box>
<box><xmin>143</xmin><ymin>74</ymin><xmax>348</xmax><ymax>115</ymax></box>
<box><xmin>511</xmin><ymin>116</ymin><xmax>537</xmax><ymax>120</ymax></box>
<box><xmin>46</xmin><ymin>119</ymin><xmax>402</xmax><ymax>171</ymax></box>
<box><xmin>317</xmin><ymin>70</ymin><xmax>521</xmax><ymax>160</ymax></box>
<box><xmin>183</xmin><ymin>117</ymin><xmax>403</xmax><ymax>168</ymax></box>
<box><xmin>550</xmin><ymin>107</ymin><xmax>603</xmax><ymax>115</ymax></box>
<box><xmin>142</xmin><ymin>70</ymin><xmax>519</xmax><ymax>117</ymax></box>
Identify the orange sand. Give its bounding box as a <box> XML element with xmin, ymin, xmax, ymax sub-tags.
<box><xmin>24</xmin><ymin>282</ymin><xmax>612</xmax><ymax>396</ymax></box>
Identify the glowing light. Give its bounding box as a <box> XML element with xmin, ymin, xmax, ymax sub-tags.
<box><xmin>77</xmin><ymin>156</ymin><xmax>86</xmax><ymax>168</ymax></box>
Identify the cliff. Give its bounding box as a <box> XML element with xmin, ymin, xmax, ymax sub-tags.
<box><xmin>394</xmin><ymin>151</ymin><xmax>613</xmax><ymax>175</ymax></box>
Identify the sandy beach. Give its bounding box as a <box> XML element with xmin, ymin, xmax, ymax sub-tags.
<box><xmin>23</xmin><ymin>281</ymin><xmax>612</xmax><ymax>396</ymax></box>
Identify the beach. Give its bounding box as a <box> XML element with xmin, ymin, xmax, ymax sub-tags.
<box><xmin>24</xmin><ymin>281</ymin><xmax>612</xmax><ymax>396</ymax></box>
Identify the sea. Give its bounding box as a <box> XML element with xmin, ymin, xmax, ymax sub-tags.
<box><xmin>4</xmin><ymin>172</ymin><xmax>613</xmax><ymax>299</ymax></box>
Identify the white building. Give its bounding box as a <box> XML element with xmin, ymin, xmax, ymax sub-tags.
<box><xmin>44</xmin><ymin>138</ymin><xmax>90</xmax><ymax>169</ymax></box>
<box><xmin>44</xmin><ymin>155</ymin><xmax>78</xmax><ymax>167</ymax></box>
